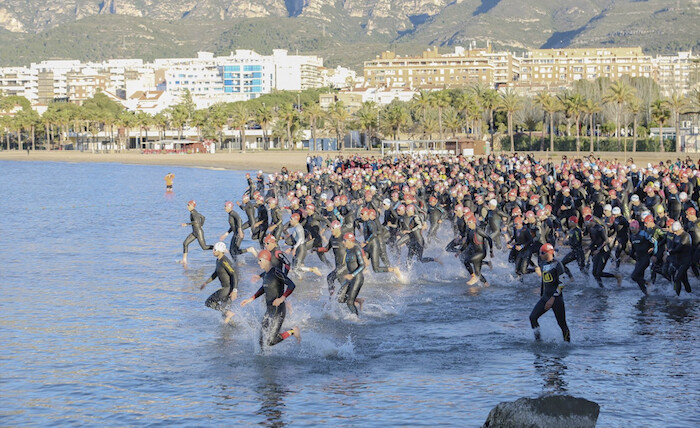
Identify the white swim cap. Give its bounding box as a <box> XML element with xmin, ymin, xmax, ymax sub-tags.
<box><xmin>383</xmin><ymin>198</ymin><xmax>391</xmax><ymax>205</ymax></box>
<box><xmin>672</xmin><ymin>221</ymin><xmax>682</xmax><ymax>232</ymax></box>
<box><xmin>612</xmin><ymin>207</ymin><xmax>621</xmax><ymax>216</ymax></box>
<box><xmin>213</xmin><ymin>242</ymin><xmax>227</xmax><ymax>253</ymax></box>
<box><xmin>680</xmin><ymin>192</ymin><xmax>688</xmax><ymax>201</ymax></box>
<box><xmin>604</xmin><ymin>204</ymin><xmax>612</xmax><ymax>212</ymax></box>
<box><xmin>321</xmin><ymin>193</ymin><xmax>328</xmax><ymax>199</ymax></box>
<box><xmin>631</xmin><ymin>195</ymin><xmax>640</xmax><ymax>202</ymax></box>
<box><xmin>489</xmin><ymin>199</ymin><xmax>498</xmax><ymax>206</ymax></box>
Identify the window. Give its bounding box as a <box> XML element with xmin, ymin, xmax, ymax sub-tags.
<box><xmin>244</xmin><ymin>65</ymin><xmax>262</xmax><ymax>72</ymax></box>
<box><xmin>224</xmin><ymin>66</ymin><xmax>240</xmax><ymax>72</ymax></box>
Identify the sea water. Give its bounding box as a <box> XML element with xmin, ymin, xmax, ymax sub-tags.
<box><xmin>1</xmin><ymin>161</ymin><xmax>698</xmax><ymax>427</ymax></box>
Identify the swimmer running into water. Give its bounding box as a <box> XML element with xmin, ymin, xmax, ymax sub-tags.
<box><xmin>200</xmin><ymin>242</ymin><xmax>237</xmax><ymax>324</ymax></box>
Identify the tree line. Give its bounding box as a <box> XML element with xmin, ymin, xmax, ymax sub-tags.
<box><xmin>1</xmin><ymin>76</ymin><xmax>700</xmax><ymax>153</ymax></box>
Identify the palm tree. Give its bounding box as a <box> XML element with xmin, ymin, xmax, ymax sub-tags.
<box><xmin>626</xmin><ymin>96</ymin><xmax>642</xmax><ymax>153</ymax></box>
<box><xmin>651</xmin><ymin>98</ymin><xmax>671</xmax><ymax>153</ymax></box>
<box><xmin>430</xmin><ymin>90</ymin><xmax>452</xmax><ymax>141</ymax></box>
<box><xmin>535</xmin><ymin>92</ymin><xmax>561</xmax><ymax>152</ymax></box>
<box><xmin>454</xmin><ymin>92</ymin><xmax>480</xmax><ymax>138</ymax></box>
<box><xmin>153</xmin><ymin>112</ymin><xmax>169</xmax><ymax>144</ymax></box>
<box><xmin>442</xmin><ymin>108</ymin><xmax>461</xmax><ymax>138</ymax></box>
<box><xmin>420</xmin><ymin>114</ymin><xmax>439</xmax><ymax>140</ymax></box>
<box><xmin>562</xmin><ymin>92</ymin><xmax>585</xmax><ymax>152</ymax></box>
<box><xmin>385</xmin><ymin>102</ymin><xmax>412</xmax><ymax>140</ymax></box>
<box><xmin>602</xmin><ymin>80</ymin><xmax>636</xmax><ymax>151</ymax></box>
<box><xmin>207</xmin><ymin>104</ymin><xmax>227</xmax><ymax>151</ymax></box>
<box><xmin>473</xmin><ymin>85</ymin><xmax>499</xmax><ymax>148</ymax></box>
<box><xmin>229</xmin><ymin>102</ymin><xmax>250</xmax><ymax>152</ymax></box>
<box><xmin>497</xmin><ymin>89</ymin><xmax>523</xmax><ymax>152</ymax></box>
<box><xmin>328</xmin><ymin>101</ymin><xmax>350</xmax><ymax>151</ymax></box>
<box><xmin>354</xmin><ymin>101</ymin><xmax>378</xmax><ymax>149</ymax></box>
<box><xmin>666</xmin><ymin>92</ymin><xmax>690</xmax><ymax>152</ymax></box>
<box><xmin>277</xmin><ymin>103</ymin><xmax>297</xmax><ymax>150</ymax></box>
<box><xmin>254</xmin><ymin>104</ymin><xmax>273</xmax><ymax>150</ymax></box>
<box><xmin>581</xmin><ymin>98</ymin><xmax>602</xmax><ymax>152</ymax></box>
<box><xmin>412</xmin><ymin>90</ymin><xmax>432</xmax><ymax>122</ymax></box>
<box><xmin>303</xmin><ymin>102</ymin><xmax>325</xmax><ymax>151</ymax></box>
<box><xmin>135</xmin><ymin>112</ymin><xmax>152</xmax><ymax>149</ymax></box>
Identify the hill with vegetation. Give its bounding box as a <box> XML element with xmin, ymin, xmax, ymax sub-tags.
<box><xmin>0</xmin><ymin>0</ymin><xmax>698</xmax><ymax>69</ymax></box>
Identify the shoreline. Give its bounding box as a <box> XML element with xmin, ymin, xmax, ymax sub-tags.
<box><xmin>0</xmin><ymin>150</ymin><xmax>686</xmax><ymax>172</ymax></box>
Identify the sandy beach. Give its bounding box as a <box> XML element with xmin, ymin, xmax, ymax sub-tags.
<box><xmin>0</xmin><ymin>149</ymin><xmax>688</xmax><ymax>171</ymax></box>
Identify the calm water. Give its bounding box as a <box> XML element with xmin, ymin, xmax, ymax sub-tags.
<box><xmin>1</xmin><ymin>161</ymin><xmax>698</xmax><ymax>427</ymax></box>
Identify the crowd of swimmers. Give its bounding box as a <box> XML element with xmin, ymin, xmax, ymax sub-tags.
<box><xmin>180</xmin><ymin>153</ymin><xmax>698</xmax><ymax>348</ymax></box>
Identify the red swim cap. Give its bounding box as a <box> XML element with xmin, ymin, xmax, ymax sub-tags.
<box><xmin>187</xmin><ymin>200</ymin><xmax>196</xmax><ymax>207</ymax></box>
<box><xmin>258</xmin><ymin>249</ymin><xmax>272</xmax><ymax>262</ymax></box>
<box><xmin>263</xmin><ymin>235</ymin><xmax>277</xmax><ymax>244</ymax></box>
<box><xmin>539</xmin><ymin>243</ymin><xmax>554</xmax><ymax>256</ymax></box>
<box><xmin>225</xmin><ymin>201</ymin><xmax>233</xmax><ymax>209</ymax></box>
<box><xmin>343</xmin><ymin>232</ymin><xmax>355</xmax><ymax>242</ymax></box>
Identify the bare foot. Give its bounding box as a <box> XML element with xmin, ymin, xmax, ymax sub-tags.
<box><xmin>291</xmin><ymin>327</ymin><xmax>301</xmax><ymax>343</ymax></box>
<box><xmin>312</xmin><ymin>267</ymin><xmax>323</xmax><ymax>277</ymax></box>
<box><xmin>223</xmin><ymin>310</ymin><xmax>235</xmax><ymax>324</ymax></box>
<box><xmin>466</xmin><ymin>275</ymin><xmax>479</xmax><ymax>286</ymax></box>
<box><xmin>355</xmin><ymin>298</ymin><xmax>365</xmax><ymax>312</ymax></box>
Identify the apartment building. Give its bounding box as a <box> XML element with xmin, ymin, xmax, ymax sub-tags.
<box><xmin>519</xmin><ymin>47</ymin><xmax>653</xmax><ymax>88</ymax></box>
<box><xmin>66</xmin><ymin>72</ymin><xmax>109</xmax><ymax>104</ymax></box>
<box><xmin>653</xmin><ymin>51</ymin><xmax>698</xmax><ymax>95</ymax></box>
<box><xmin>364</xmin><ymin>46</ymin><xmax>507</xmax><ymax>89</ymax></box>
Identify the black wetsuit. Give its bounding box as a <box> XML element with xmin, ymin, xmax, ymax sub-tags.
<box><xmin>529</xmin><ymin>258</ymin><xmax>570</xmax><ymax>342</ymax></box>
<box><xmin>427</xmin><ymin>204</ymin><xmax>446</xmax><ymax>242</ymax></box>
<box><xmin>323</xmin><ymin>234</ymin><xmax>347</xmax><ymax>295</ymax></box>
<box><xmin>338</xmin><ymin>246</ymin><xmax>365</xmax><ymax>316</ymax></box>
<box><xmin>363</xmin><ymin>218</ymin><xmax>391</xmax><ymax>273</ymax></box>
<box><xmin>183</xmin><ymin>209</ymin><xmax>213</xmax><ymax>254</ymax></box>
<box><xmin>630</xmin><ymin>229</ymin><xmax>656</xmax><ymax>295</ymax></box>
<box><xmin>254</xmin><ymin>203</ymin><xmax>269</xmax><ymax>246</ymax></box>
<box><xmin>205</xmin><ymin>255</ymin><xmax>238</xmax><ymax>312</ymax></box>
<box><xmin>588</xmin><ymin>220</ymin><xmax>616</xmax><ymax>287</ymax></box>
<box><xmin>510</xmin><ymin>226</ymin><xmax>534</xmax><ymax>277</ymax></box>
<box><xmin>561</xmin><ymin>226</ymin><xmax>586</xmax><ymax>276</ymax></box>
<box><xmin>460</xmin><ymin>226</ymin><xmax>493</xmax><ymax>283</ymax></box>
<box><xmin>226</xmin><ymin>210</ymin><xmax>244</xmax><ymax>258</ymax></box>
<box><xmin>406</xmin><ymin>214</ymin><xmax>435</xmax><ymax>266</ymax></box>
<box><xmin>667</xmin><ymin>231</ymin><xmax>692</xmax><ymax>295</ymax></box>
<box><xmin>252</xmin><ymin>267</ymin><xmax>296</xmax><ymax>347</ymax></box>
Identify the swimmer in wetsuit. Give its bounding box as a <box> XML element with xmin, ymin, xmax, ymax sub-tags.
<box><xmin>220</xmin><ymin>201</ymin><xmax>245</xmax><ymax>261</ymax></box>
<box><xmin>530</xmin><ymin>243</ymin><xmax>570</xmax><ymax>342</ymax></box>
<box><xmin>200</xmin><ymin>242</ymin><xmax>237</xmax><ymax>324</ymax></box>
<box><xmin>240</xmin><ymin>250</ymin><xmax>301</xmax><ymax>348</ymax></box>
<box><xmin>337</xmin><ymin>233</ymin><xmax>366</xmax><ymax>316</ymax></box>
<box><xmin>461</xmin><ymin>214</ymin><xmax>494</xmax><ymax>286</ymax></box>
<box><xmin>181</xmin><ymin>200</ymin><xmax>213</xmax><ymax>265</ymax></box>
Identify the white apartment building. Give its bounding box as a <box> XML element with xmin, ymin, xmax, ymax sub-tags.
<box><xmin>653</xmin><ymin>51</ymin><xmax>698</xmax><ymax>95</ymax></box>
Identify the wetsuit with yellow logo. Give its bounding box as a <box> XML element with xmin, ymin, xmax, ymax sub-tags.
<box><xmin>529</xmin><ymin>258</ymin><xmax>570</xmax><ymax>342</ymax></box>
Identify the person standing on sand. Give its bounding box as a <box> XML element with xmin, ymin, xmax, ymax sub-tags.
<box><xmin>165</xmin><ymin>173</ymin><xmax>174</xmax><ymax>191</ymax></box>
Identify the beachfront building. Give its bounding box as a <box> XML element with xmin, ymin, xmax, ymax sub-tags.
<box><xmin>362</xmin><ymin>44</ymin><xmax>698</xmax><ymax>95</ymax></box>
<box><xmin>363</xmin><ymin>44</ymin><xmax>517</xmax><ymax>90</ymax></box>
<box><xmin>518</xmin><ymin>47</ymin><xmax>653</xmax><ymax>89</ymax></box>
<box><xmin>321</xmin><ymin>65</ymin><xmax>358</xmax><ymax>89</ymax></box>
<box><xmin>0</xmin><ymin>49</ymin><xmax>328</xmax><ymax>110</ymax></box>
<box><xmin>652</xmin><ymin>51</ymin><xmax>699</xmax><ymax>95</ymax></box>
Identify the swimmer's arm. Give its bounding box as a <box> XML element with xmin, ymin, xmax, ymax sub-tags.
<box><xmin>350</xmin><ymin>249</ymin><xmax>365</xmax><ymax>277</ymax></box>
<box><xmin>282</xmin><ymin>275</ymin><xmax>296</xmax><ymax>297</ymax></box>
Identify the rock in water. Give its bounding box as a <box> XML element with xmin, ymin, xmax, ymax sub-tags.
<box><xmin>482</xmin><ymin>395</ymin><xmax>600</xmax><ymax>428</ymax></box>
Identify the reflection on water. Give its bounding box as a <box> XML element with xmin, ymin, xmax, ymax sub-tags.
<box><xmin>1</xmin><ymin>161</ymin><xmax>699</xmax><ymax>428</ymax></box>
<box><xmin>533</xmin><ymin>354</ymin><xmax>568</xmax><ymax>394</ymax></box>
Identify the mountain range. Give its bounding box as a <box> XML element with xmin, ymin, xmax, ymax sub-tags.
<box><xmin>0</xmin><ymin>0</ymin><xmax>698</xmax><ymax>70</ymax></box>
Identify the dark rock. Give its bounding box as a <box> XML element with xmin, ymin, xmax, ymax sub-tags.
<box><xmin>482</xmin><ymin>395</ymin><xmax>600</xmax><ymax>428</ymax></box>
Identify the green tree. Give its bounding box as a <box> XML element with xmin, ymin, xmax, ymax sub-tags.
<box><xmin>384</xmin><ymin>102</ymin><xmax>412</xmax><ymax>140</ymax></box>
<box><xmin>651</xmin><ymin>98</ymin><xmax>671</xmax><ymax>153</ymax></box>
<box><xmin>430</xmin><ymin>90</ymin><xmax>452</xmax><ymax>141</ymax></box>
<box><xmin>497</xmin><ymin>89</ymin><xmax>523</xmax><ymax>152</ymax></box>
<box><xmin>229</xmin><ymin>102</ymin><xmax>250</xmax><ymax>152</ymax></box>
<box><xmin>602</xmin><ymin>80</ymin><xmax>636</xmax><ymax>152</ymax></box>
<box><xmin>254</xmin><ymin>104</ymin><xmax>274</xmax><ymax>150</ymax></box>
<box><xmin>666</xmin><ymin>92</ymin><xmax>691</xmax><ymax>152</ymax></box>
<box><xmin>328</xmin><ymin>101</ymin><xmax>350</xmax><ymax>151</ymax></box>
<box><xmin>303</xmin><ymin>102</ymin><xmax>325</xmax><ymax>151</ymax></box>
<box><xmin>354</xmin><ymin>101</ymin><xmax>378</xmax><ymax>149</ymax></box>
<box><xmin>581</xmin><ymin>98</ymin><xmax>602</xmax><ymax>152</ymax></box>
<box><xmin>535</xmin><ymin>92</ymin><xmax>560</xmax><ymax>152</ymax></box>
<box><xmin>626</xmin><ymin>96</ymin><xmax>643</xmax><ymax>153</ymax></box>
<box><xmin>442</xmin><ymin>108</ymin><xmax>461</xmax><ymax>138</ymax></box>
<box><xmin>277</xmin><ymin>103</ymin><xmax>297</xmax><ymax>150</ymax></box>
<box><xmin>473</xmin><ymin>85</ymin><xmax>499</xmax><ymax>147</ymax></box>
